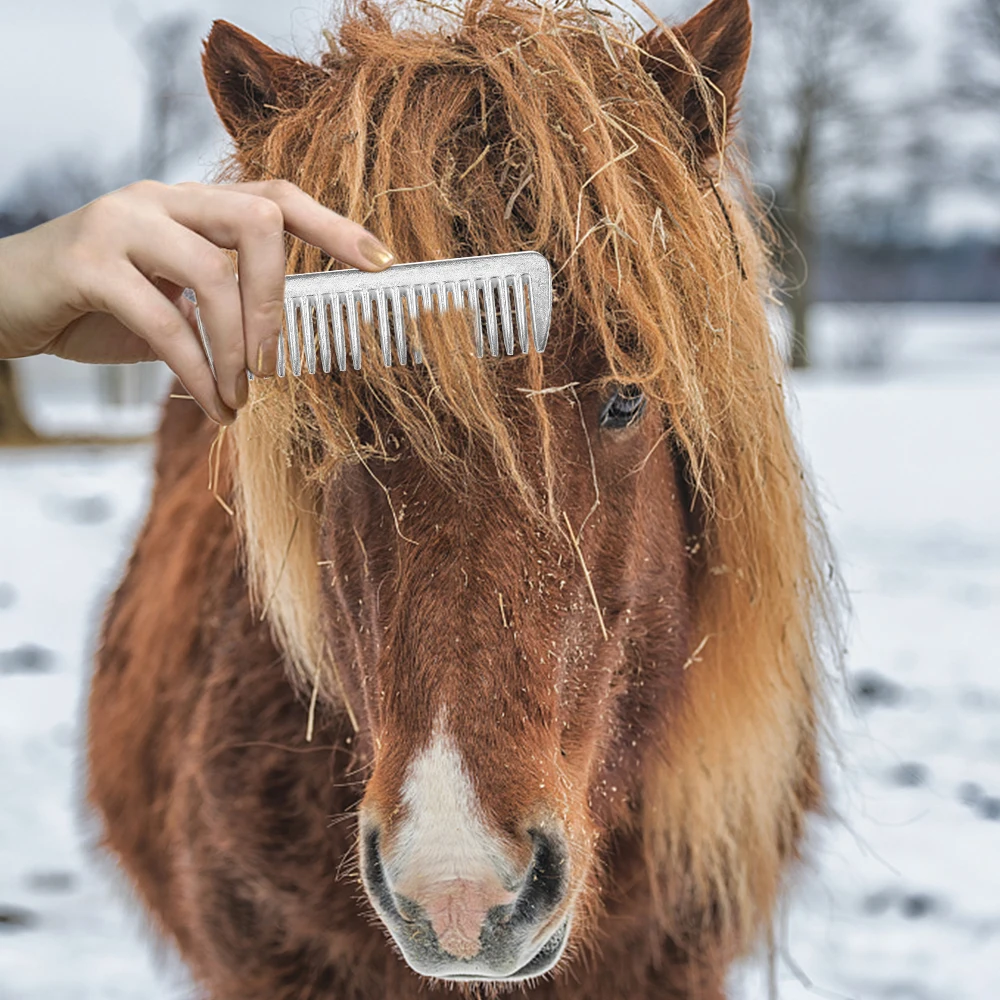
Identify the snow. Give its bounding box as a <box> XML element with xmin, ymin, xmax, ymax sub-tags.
<box><xmin>733</xmin><ymin>372</ymin><xmax>1000</xmax><ymax>999</ymax></box>
<box><xmin>1</xmin><ymin>305</ymin><xmax>999</xmax><ymax>999</ymax></box>
<box><xmin>0</xmin><ymin>444</ymin><xmax>189</xmax><ymax>998</ymax></box>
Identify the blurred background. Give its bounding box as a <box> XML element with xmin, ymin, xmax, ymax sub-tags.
<box><xmin>0</xmin><ymin>0</ymin><xmax>997</xmax><ymax>997</ymax></box>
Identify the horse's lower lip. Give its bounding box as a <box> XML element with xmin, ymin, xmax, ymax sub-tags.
<box><xmin>446</xmin><ymin>917</ymin><xmax>570</xmax><ymax>982</ymax></box>
<box><xmin>514</xmin><ymin>916</ymin><xmax>569</xmax><ymax>975</ymax></box>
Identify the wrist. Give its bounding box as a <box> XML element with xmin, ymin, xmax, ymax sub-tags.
<box><xmin>0</xmin><ymin>224</ymin><xmax>70</xmax><ymax>360</ymax></box>
<box><xmin>0</xmin><ymin>234</ymin><xmax>25</xmax><ymax>359</ymax></box>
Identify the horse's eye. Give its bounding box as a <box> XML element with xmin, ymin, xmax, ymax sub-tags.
<box><xmin>599</xmin><ymin>384</ymin><xmax>646</xmax><ymax>430</ymax></box>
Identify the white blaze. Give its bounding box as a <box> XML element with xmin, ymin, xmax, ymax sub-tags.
<box><xmin>388</xmin><ymin>714</ymin><xmax>514</xmax><ymax>893</ymax></box>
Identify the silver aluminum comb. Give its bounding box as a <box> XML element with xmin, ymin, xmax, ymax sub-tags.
<box><xmin>190</xmin><ymin>251</ymin><xmax>551</xmax><ymax>377</ymax></box>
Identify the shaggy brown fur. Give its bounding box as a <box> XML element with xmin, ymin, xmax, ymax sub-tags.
<box><xmin>88</xmin><ymin>0</ymin><xmax>839</xmax><ymax>996</ymax></box>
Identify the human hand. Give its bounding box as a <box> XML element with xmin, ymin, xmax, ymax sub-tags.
<box><xmin>0</xmin><ymin>179</ymin><xmax>395</xmax><ymax>424</ymax></box>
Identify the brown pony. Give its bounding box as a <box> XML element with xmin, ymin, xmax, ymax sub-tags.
<box><xmin>88</xmin><ymin>0</ymin><xmax>838</xmax><ymax>996</ymax></box>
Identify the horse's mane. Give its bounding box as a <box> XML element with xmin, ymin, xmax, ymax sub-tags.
<box><xmin>222</xmin><ymin>0</ymin><xmax>841</xmax><ymax>960</ymax></box>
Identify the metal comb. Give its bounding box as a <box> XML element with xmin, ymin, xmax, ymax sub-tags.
<box><xmin>190</xmin><ymin>251</ymin><xmax>552</xmax><ymax>377</ymax></box>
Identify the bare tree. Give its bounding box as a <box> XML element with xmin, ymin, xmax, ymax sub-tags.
<box><xmin>0</xmin><ymin>13</ymin><xmax>212</xmax><ymax>227</ymax></box>
<box><xmin>742</xmin><ymin>0</ymin><xmax>900</xmax><ymax>368</ymax></box>
<box><xmin>0</xmin><ymin>158</ymin><xmax>115</xmax><ymax>231</ymax></box>
<box><xmin>0</xmin><ymin>361</ymin><xmax>40</xmax><ymax>444</ymax></box>
<box><xmin>948</xmin><ymin>0</ymin><xmax>1000</xmax><ymax>192</ymax></box>
<box><xmin>132</xmin><ymin>12</ymin><xmax>215</xmax><ymax>181</ymax></box>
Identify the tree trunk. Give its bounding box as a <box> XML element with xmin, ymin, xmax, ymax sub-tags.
<box><xmin>781</xmin><ymin>118</ymin><xmax>815</xmax><ymax>370</ymax></box>
<box><xmin>0</xmin><ymin>360</ymin><xmax>40</xmax><ymax>444</ymax></box>
<box><xmin>786</xmin><ymin>217</ymin><xmax>812</xmax><ymax>371</ymax></box>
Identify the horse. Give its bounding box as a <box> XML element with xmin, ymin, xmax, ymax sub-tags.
<box><xmin>87</xmin><ymin>0</ymin><xmax>838</xmax><ymax>996</ymax></box>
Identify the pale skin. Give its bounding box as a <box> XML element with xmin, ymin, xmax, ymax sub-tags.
<box><xmin>0</xmin><ymin>179</ymin><xmax>395</xmax><ymax>424</ymax></box>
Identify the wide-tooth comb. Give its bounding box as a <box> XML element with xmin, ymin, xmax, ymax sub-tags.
<box><xmin>190</xmin><ymin>251</ymin><xmax>551</xmax><ymax>377</ymax></box>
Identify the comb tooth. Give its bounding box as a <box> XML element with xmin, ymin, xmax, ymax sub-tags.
<box><xmin>285</xmin><ymin>298</ymin><xmax>302</xmax><ymax>376</ymax></box>
<box><xmin>360</xmin><ymin>289</ymin><xmax>374</xmax><ymax>327</ymax></box>
<box><xmin>498</xmin><ymin>278</ymin><xmax>515</xmax><ymax>355</ymax></box>
<box><xmin>389</xmin><ymin>286</ymin><xmax>407</xmax><ymax>366</ymax></box>
<box><xmin>345</xmin><ymin>290</ymin><xmax>361</xmax><ymax>369</ymax></box>
<box><xmin>315</xmin><ymin>294</ymin><xmax>331</xmax><ymax>373</ymax></box>
<box><xmin>405</xmin><ymin>284</ymin><xmax>421</xmax><ymax>365</ymax></box>
<box><xmin>465</xmin><ymin>281</ymin><xmax>486</xmax><ymax>358</ymax></box>
<box><xmin>279</xmin><ymin>297</ymin><xmax>295</xmax><ymax>377</ymax></box>
<box><xmin>527</xmin><ymin>269</ymin><xmax>551</xmax><ymax>352</ymax></box>
<box><xmin>293</xmin><ymin>298</ymin><xmax>305</xmax><ymax>376</ymax></box>
<box><xmin>458</xmin><ymin>278</ymin><xmax>483</xmax><ymax>358</ymax></box>
<box><xmin>375</xmin><ymin>287</ymin><xmax>392</xmax><ymax>366</ymax></box>
<box><xmin>301</xmin><ymin>296</ymin><xmax>317</xmax><ymax>374</ymax></box>
<box><xmin>481</xmin><ymin>278</ymin><xmax>500</xmax><ymax>356</ymax></box>
<box><xmin>420</xmin><ymin>283</ymin><xmax>433</xmax><ymax>318</ymax></box>
<box><xmin>331</xmin><ymin>293</ymin><xmax>347</xmax><ymax>372</ymax></box>
<box><xmin>277</xmin><ymin>325</ymin><xmax>287</xmax><ymax>377</ymax></box>
<box><xmin>512</xmin><ymin>274</ymin><xmax>530</xmax><ymax>353</ymax></box>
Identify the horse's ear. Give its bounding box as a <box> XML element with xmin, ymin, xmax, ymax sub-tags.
<box><xmin>202</xmin><ymin>21</ymin><xmax>320</xmax><ymax>139</ymax></box>
<box><xmin>640</xmin><ymin>0</ymin><xmax>752</xmax><ymax>164</ymax></box>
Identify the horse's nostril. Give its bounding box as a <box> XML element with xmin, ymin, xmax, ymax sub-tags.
<box><xmin>362</xmin><ymin>828</ymin><xmax>382</xmax><ymax>887</ymax></box>
<box><xmin>513</xmin><ymin>829</ymin><xmax>568</xmax><ymax>923</ymax></box>
<box><xmin>361</xmin><ymin>827</ymin><xmax>401</xmax><ymax>922</ymax></box>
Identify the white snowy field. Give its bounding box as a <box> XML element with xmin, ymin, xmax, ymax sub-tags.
<box><xmin>1</xmin><ymin>304</ymin><xmax>999</xmax><ymax>999</ymax></box>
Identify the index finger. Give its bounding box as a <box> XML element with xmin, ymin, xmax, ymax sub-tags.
<box><xmin>226</xmin><ymin>180</ymin><xmax>396</xmax><ymax>272</ymax></box>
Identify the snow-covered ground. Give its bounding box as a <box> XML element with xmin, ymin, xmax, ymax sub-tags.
<box><xmin>1</xmin><ymin>305</ymin><xmax>998</xmax><ymax>999</ymax></box>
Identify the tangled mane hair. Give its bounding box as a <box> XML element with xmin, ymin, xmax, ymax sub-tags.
<box><xmin>210</xmin><ymin>0</ymin><xmax>841</xmax><ymax>960</ymax></box>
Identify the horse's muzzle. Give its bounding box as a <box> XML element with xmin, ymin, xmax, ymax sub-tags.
<box><xmin>360</xmin><ymin>826</ymin><xmax>571</xmax><ymax>981</ymax></box>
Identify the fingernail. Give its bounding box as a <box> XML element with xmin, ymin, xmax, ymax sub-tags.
<box><xmin>234</xmin><ymin>370</ymin><xmax>249</xmax><ymax>408</ymax></box>
<box><xmin>255</xmin><ymin>337</ymin><xmax>278</xmax><ymax>378</ymax></box>
<box><xmin>357</xmin><ymin>234</ymin><xmax>395</xmax><ymax>270</ymax></box>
